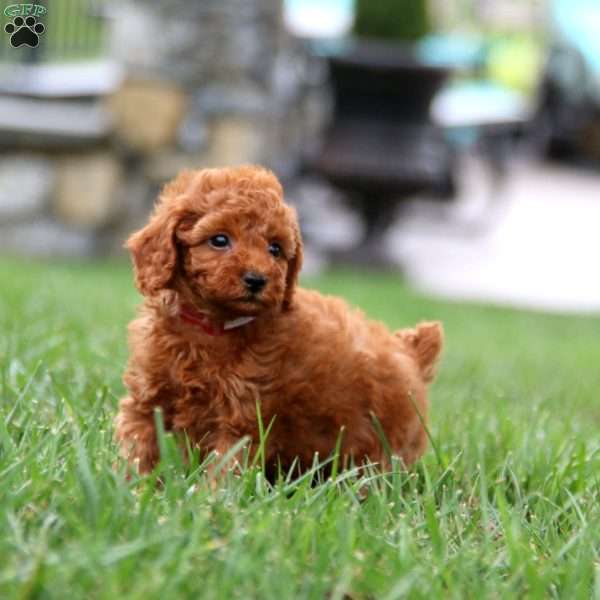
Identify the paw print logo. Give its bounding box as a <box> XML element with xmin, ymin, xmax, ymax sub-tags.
<box><xmin>5</xmin><ymin>15</ymin><xmax>45</xmax><ymax>48</ymax></box>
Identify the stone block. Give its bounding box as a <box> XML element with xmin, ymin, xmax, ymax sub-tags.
<box><xmin>142</xmin><ymin>151</ymin><xmax>209</xmax><ymax>184</ymax></box>
<box><xmin>142</xmin><ymin>115</ymin><xmax>267</xmax><ymax>183</ymax></box>
<box><xmin>209</xmin><ymin>115</ymin><xmax>265</xmax><ymax>166</ymax></box>
<box><xmin>54</xmin><ymin>153</ymin><xmax>122</xmax><ymax>229</ymax></box>
<box><xmin>109</xmin><ymin>79</ymin><xmax>188</xmax><ymax>153</ymax></box>
<box><xmin>0</xmin><ymin>155</ymin><xmax>54</xmax><ymax>222</ymax></box>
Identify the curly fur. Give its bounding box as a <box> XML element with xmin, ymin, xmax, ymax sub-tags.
<box><xmin>115</xmin><ymin>165</ymin><xmax>443</xmax><ymax>476</ymax></box>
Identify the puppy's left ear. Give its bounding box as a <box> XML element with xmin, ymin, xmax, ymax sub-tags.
<box><xmin>282</xmin><ymin>206</ymin><xmax>303</xmax><ymax>311</ymax></box>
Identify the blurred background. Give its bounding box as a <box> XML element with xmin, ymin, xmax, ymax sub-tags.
<box><xmin>1</xmin><ymin>0</ymin><xmax>599</xmax><ymax>313</ymax></box>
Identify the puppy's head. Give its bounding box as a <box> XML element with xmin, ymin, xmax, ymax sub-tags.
<box><xmin>126</xmin><ymin>165</ymin><xmax>303</xmax><ymax>317</ymax></box>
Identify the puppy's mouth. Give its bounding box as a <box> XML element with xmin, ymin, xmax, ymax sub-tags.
<box><xmin>238</xmin><ymin>294</ymin><xmax>268</xmax><ymax>306</ymax></box>
<box><xmin>220</xmin><ymin>295</ymin><xmax>268</xmax><ymax>315</ymax></box>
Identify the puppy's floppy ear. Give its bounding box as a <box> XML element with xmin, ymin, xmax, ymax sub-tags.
<box><xmin>126</xmin><ymin>207</ymin><xmax>189</xmax><ymax>296</ymax></box>
<box><xmin>282</xmin><ymin>206</ymin><xmax>304</xmax><ymax>311</ymax></box>
<box><xmin>126</xmin><ymin>170</ymin><xmax>200</xmax><ymax>296</ymax></box>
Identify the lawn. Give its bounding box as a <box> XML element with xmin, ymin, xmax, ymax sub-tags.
<box><xmin>1</xmin><ymin>257</ymin><xmax>598</xmax><ymax>599</ymax></box>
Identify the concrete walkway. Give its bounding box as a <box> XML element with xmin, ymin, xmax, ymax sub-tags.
<box><xmin>388</xmin><ymin>159</ymin><xmax>600</xmax><ymax>314</ymax></box>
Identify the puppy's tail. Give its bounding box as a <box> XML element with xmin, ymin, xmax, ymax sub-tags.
<box><xmin>396</xmin><ymin>321</ymin><xmax>444</xmax><ymax>383</ymax></box>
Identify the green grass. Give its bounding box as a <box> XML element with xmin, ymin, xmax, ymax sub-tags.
<box><xmin>1</xmin><ymin>257</ymin><xmax>599</xmax><ymax>599</ymax></box>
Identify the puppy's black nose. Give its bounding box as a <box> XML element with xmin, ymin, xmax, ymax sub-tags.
<box><xmin>242</xmin><ymin>272</ymin><xmax>267</xmax><ymax>294</ymax></box>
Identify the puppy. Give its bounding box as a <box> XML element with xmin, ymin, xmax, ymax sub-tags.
<box><xmin>115</xmin><ymin>165</ymin><xmax>443</xmax><ymax>477</ymax></box>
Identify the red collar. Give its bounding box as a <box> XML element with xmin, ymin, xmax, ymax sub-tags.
<box><xmin>179</xmin><ymin>303</ymin><xmax>255</xmax><ymax>336</ymax></box>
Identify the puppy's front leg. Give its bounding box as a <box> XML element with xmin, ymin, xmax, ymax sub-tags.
<box><xmin>204</xmin><ymin>433</ymin><xmax>248</xmax><ymax>486</ymax></box>
<box><xmin>115</xmin><ymin>396</ymin><xmax>160</xmax><ymax>474</ymax></box>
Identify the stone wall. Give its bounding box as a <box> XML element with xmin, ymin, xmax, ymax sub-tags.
<box><xmin>0</xmin><ymin>0</ymin><xmax>323</xmax><ymax>257</ymax></box>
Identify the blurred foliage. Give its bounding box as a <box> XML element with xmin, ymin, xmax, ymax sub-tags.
<box><xmin>353</xmin><ymin>0</ymin><xmax>431</xmax><ymax>42</ymax></box>
<box><xmin>486</xmin><ymin>34</ymin><xmax>545</xmax><ymax>93</ymax></box>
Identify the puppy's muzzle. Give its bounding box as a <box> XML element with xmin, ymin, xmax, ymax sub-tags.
<box><xmin>242</xmin><ymin>272</ymin><xmax>268</xmax><ymax>294</ymax></box>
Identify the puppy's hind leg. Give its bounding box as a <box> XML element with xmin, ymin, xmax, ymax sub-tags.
<box><xmin>396</xmin><ymin>321</ymin><xmax>444</xmax><ymax>383</ymax></box>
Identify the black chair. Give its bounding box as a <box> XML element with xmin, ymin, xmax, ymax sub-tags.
<box><xmin>309</xmin><ymin>39</ymin><xmax>455</xmax><ymax>262</ymax></box>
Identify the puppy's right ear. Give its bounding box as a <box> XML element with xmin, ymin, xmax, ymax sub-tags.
<box><xmin>127</xmin><ymin>170</ymin><xmax>202</xmax><ymax>296</ymax></box>
<box><xmin>126</xmin><ymin>209</ymin><xmax>182</xmax><ymax>296</ymax></box>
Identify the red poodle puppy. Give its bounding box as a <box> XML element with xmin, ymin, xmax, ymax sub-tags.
<box><xmin>115</xmin><ymin>165</ymin><xmax>443</xmax><ymax>476</ymax></box>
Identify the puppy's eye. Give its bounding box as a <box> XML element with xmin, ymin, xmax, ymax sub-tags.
<box><xmin>268</xmin><ymin>242</ymin><xmax>282</xmax><ymax>258</ymax></box>
<box><xmin>209</xmin><ymin>234</ymin><xmax>231</xmax><ymax>249</ymax></box>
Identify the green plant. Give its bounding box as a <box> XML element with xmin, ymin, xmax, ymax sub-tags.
<box><xmin>353</xmin><ymin>0</ymin><xmax>431</xmax><ymax>42</ymax></box>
